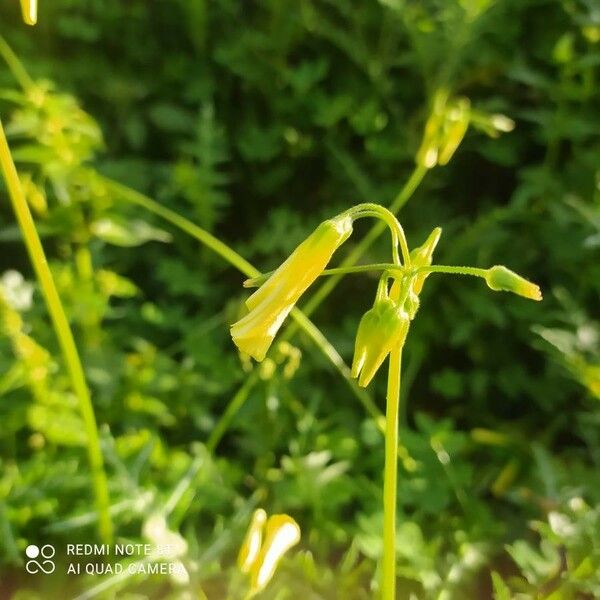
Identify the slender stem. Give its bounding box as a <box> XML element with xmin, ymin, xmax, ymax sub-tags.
<box><xmin>100</xmin><ymin>177</ymin><xmax>259</xmax><ymax>279</ymax></box>
<box><xmin>346</xmin><ymin>202</ymin><xmax>411</xmax><ymax>266</ymax></box>
<box><xmin>281</xmin><ymin>164</ymin><xmax>427</xmax><ymax>340</ymax></box>
<box><xmin>0</xmin><ymin>121</ymin><xmax>113</xmax><ymax>543</ymax></box>
<box><xmin>382</xmin><ymin>344</ymin><xmax>402</xmax><ymax>600</ymax></box>
<box><xmin>102</xmin><ymin>176</ymin><xmax>386</xmax><ymax>434</ymax></box>
<box><xmin>417</xmin><ymin>265</ymin><xmax>488</xmax><ymax>278</ymax></box>
<box><xmin>246</xmin><ymin>263</ymin><xmax>490</xmax><ymax>287</ymax></box>
<box><xmin>0</xmin><ymin>35</ymin><xmax>35</xmax><ymax>91</ymax></box>
<box><xmin>206</xmin><ymin>372</ymin><xmax>258</xmax><ymax>453</ymax></box>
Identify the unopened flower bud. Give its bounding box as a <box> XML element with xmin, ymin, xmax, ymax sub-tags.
<box><xmin>409</xmin><ymin>227</ymin><xmax>442</xmax><ymax>295</ymax></box>
<box><xmin>485</xmin><ymin>265</ymin><xmax>542</xmax><ymax>301</ymax></box>
<box><xmin>438</xmin><ymin>99</ymin><xmax>471</xmax><ymax>166</ymax></box>
<box><xmin>351</xmin><ymin>298</ymin><xmax>410</xmax><ymax>387</ymax></box>
<box><xmin>490</xmin><ymin>114</ymin><xmax>515</xmax><ymax>133</ymax></box>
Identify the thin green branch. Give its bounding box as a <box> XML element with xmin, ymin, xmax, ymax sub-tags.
<box><xmin>416</xmin><ymin>265</ymin><xmax>488</xmax><ymax>278</ymax></box>
<box><xmin>0</xmin><ymin>121</ymin><xmax>113</xmax><ymax>543</ymax></box>
<box><xmin>0</xmin><ymin>35</ymin><xmax>35</xmax><ymax>91</ymax></box>
<box><xmin>206</xmin><ymin>373</ymin><xmax>258</xmax><ymax>454</ymax></box>
<box><xmin>100</xmin><ymin>177</ymin><xmax>258</xmax><ymax>278</ymax></box>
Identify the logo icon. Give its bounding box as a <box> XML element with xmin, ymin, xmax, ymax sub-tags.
<box><xmin>25</xmin><ymin>544</ymin><xmax>56</xmax><ymax>574</ymax></box>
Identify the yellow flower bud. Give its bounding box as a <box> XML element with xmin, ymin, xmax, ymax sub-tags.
<box><xmin>489</xmin><ymin>114</ymin><xmax>515</xmax><ymax>133</ymax></box>
<box><xmin>485</xmin><ymin>265</ymin><xmax>542</xmax><ymax>301</ymax></box>
<box><xmin>438</xmin><ymin>99</ymin><xmax>470</xmax><ymax>166</ymax></box>
<box><xmin>351</xmin><ymin>298</ymin><xmax>409</xmax><ymax>387</ymax></box>
<box><xmin>231</xmin><ymin>215</ymin><xmax>353</xmax><ymax>361</ymax></box>
<box><xmin>20</xmin><ymin>0</ymin><xmax>37</xmax><ymax>25</ymax></box>
<box><xmin>409</xmin><ymin>226</ymin><xmax>442</xmax><ymax>295</ymax></box>
<box><xmin>249</xmin><ymin>514</ymin><xmax>301</xmax><ymax>595</ymax></box>
<box><xmin>237</xmin><ymin>508</ymin><xmax>267</xmax><ymax>574</ymax></box>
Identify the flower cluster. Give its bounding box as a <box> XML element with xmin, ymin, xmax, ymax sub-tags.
<box><xmin>230</xmin><ymin>207</ymin><xmax>541</xmax><ymax>388</ymax></box>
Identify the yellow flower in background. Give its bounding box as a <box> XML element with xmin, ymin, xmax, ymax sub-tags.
<box><xmin>238</xmin><ymin>508</ymin><xmax>267</xmax><ymax>574</ymax></box>
<box><xmin>351</xmin><ymin>298</ymin><xmax>410</xmax><ymax>387</ymax></box>
<box><xmin>437</xmin><ymin>98</ymin><xmax>470</xmax><ymax>166</ymax></box>
<box><xmin>20</xmin><ymin>0</ymin><xmax>37</xmax><ymax>25</ymax></box>
<box><xmin>416</xmin><ymin>91</ymin><xmax>471</xmax><ymax>169</ymax></box>
<box><xmin>237</xmin><ymin>510</ymin><xmax>301</xmax><ymax>597</ymax></box>
<box><xmin>231</xmin><ymin>215</ymin><xmax>353</xmax><ymax>361</ymax></box>
<box><xmin>485</xmin><ymin>265</ymin><xmax>542</xmax><ymax>301</ymax></box>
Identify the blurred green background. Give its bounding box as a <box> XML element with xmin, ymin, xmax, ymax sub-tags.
<box><xmin>0</xmin><ymin>0</ymin><xmax>599</xmax><ymax>598</ymax></box>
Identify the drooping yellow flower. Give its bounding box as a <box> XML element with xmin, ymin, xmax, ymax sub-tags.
<box><xmin>351</xmin><ymin>298</ymin><xmax>409</xmax><ymax>387</ymax></box>
<box><xmin>20</xmin><ymin>0</ymin><xmax>37</xmax><ymax>25</ymax></box>
<box><xmin>231</xmin><ymin>215</ymin><xmax>353</xmax><ymax>361</ymax></box>
<box><xmin>485</xmin><ymin>265</ymin><xmax>542</xmax><ymax>301</ymax></box>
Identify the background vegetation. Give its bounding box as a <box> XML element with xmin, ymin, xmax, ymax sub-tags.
<box><xmin>0</xmin><ymin>0</ymin><xmax>599</xmax><ymax>598</ymax></box>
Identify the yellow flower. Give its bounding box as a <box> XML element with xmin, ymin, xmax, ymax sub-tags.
<box><xmin>249</xmin><ymin>514</ymin><xmax>301</xmax><ymax>594</ymax></box>
<box><xmin>485</xmin><ymin>265</ymin><xmax>542</xmax><ymax>301</ymax></box>
<box><xmin>238</xmin><ymin>508</ymin><xmax>267</xmax><ymax>573</ymax></box>
<box><xmin>237</xmin><ymin>509</ymin><xmax>301</xmax><ymax>597</ymax></box>
<box><xmin>416</xmin><ymin>91</ymin><xmax>471</xmax><ymax>169</ymax></box>
<box><xmin>231</xmin><ymin>215</ymin><xmax>353</xmax><ymax>361</ymax></box>
<box><xmin>20</xmin><ymin>0</ymin><xmax>37</xmax><ymax>25</ymax></box>
<box><xmin>351</xmin><ymin>298</ymin><xmax>409</xmax><ymax>387</ymax></box>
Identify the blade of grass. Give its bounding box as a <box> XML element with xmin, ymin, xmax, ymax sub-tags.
<box><xmin>0</xmin><ymin>122</ymin><xmax>113</xmax><ymax>543</ymax></box>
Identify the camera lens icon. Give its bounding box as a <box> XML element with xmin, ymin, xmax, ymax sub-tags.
<box><xmin>25</xmin><ymin>544</ymin><xmax>56</xmax><ymax>574</ymax></box>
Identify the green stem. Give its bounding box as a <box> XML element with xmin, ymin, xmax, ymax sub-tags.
<box><xmin>346</xmin><ymin>202</ymin><xmax>411</xmax><ymax>266</ymax></box>
<box><xmin>417</xmin><ymin>265</ymin><xmax>488</xmax><ymax>278</ymax></box>
<box><xmin>0</xmin><ymin>35</ymin><xmax>35</xmax><ymax>91</ymax></box>
<box><xmin>206</xmin><ymin>373</ymin><xmax>258</xmax><ymax>453</ymax></box>
<box><xmin>246</xmin><ymin>263</ymin><xmax>490</xmax><ymax>287</ymax></box>
<box><xmin>0</xmin><ymin>121</ymin><xmax>113</xmax><ymax>543</ymax></box>
<box><xmin>281</xmin><ymin>164</ymin><xmax>427</xmax><ymax>341</ymax></box>
<box><xmin>382</xmin><ymin>344</ymin><xmax>402</xmax><ymax>600</ymax></box>
<box><xmin>100</xmin><ymin>177</ymin><xmax>259</xmax><ymax>278</ymax></box>
<box><xmin>102</xmin><ymin>176</ymin><xmax>385</xmax><ymax>434</ymax></box>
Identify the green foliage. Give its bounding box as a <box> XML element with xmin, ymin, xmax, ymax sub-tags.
<box><xmin>0</xmin><ymin>0</ymin><xmax>599</xmax><ymax>598</ymax></box>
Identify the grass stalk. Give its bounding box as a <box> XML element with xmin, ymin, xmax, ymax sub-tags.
<box><xmin>0</xmin><ymin>122</ymin><xmax>113</xmax><ymax>543</ymax></box>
